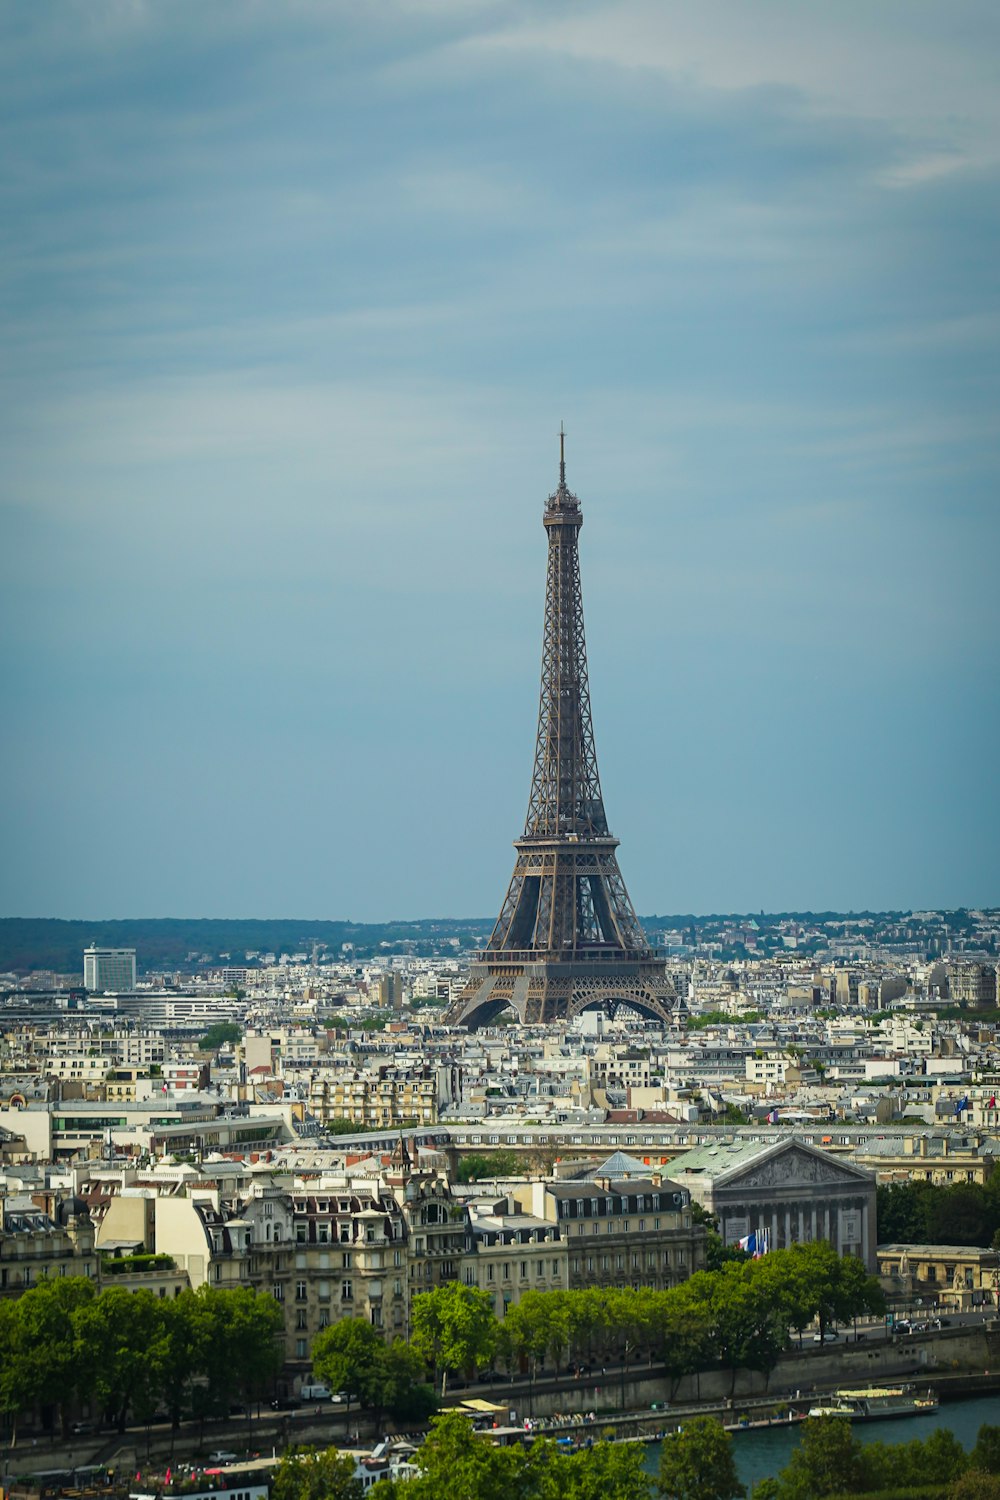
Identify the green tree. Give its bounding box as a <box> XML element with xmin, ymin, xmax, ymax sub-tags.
<box><xmin>949</xmin><ymin>1476</ymin><xmax>1000</xmax><ymax>1500</ymax></box>
<box><xmin>971</xmin><ymin>1426</ymin><xmax>1000</xmax><ymax>1476</ymax></box>
<box><xmin>371</xmin><ymin>1408</ymin><xmax>524</xmax><ymax>1499</ymax></box>
<box><xmin>312</xmin><ymin>1316</ymin><xmax>385</xmax><ymax>1417</ymax></box>
<box><xmin>702</xmin><ymin>1226</ymin><xmax>748</xmax><ymax>1273</ymax></box>
<box><xmin>657</xmin><ymin>1415</ymin><xmax>745</xmax><ymax>1500</ymax></box>
<box><xmin>456</xmin><ymin>1150</ymin><xmax>520</xmax><ymax>1182</ymax></box>
<box><xmin>862</xmin><ymin>1428</ymin><xmax>967</xmax><ymax>1492</ymax></box>
<box><xmin>0</xmin><ymin>1296</ymin><xmax>26</xmax><ymax>1443</ymax></box>
<box><xmin>368</xmin><ymin>1342</ymin><xmax>437</xmax><ymax>1432</ymax></box>
<box><xmin>928</xmin><ymin>1184</ymin><xmax>995</xmax><ymax>1247</ymax></box>
<box><xmin>771</xmin><ymin>1415</ymin><xmax>866</xmax><ymax>1500</ymax></box>
<box><xmin>152</xmin><ymin>1289</ymin><xmax>202</xmax><ymax>1434</ymax></box>
<box><xmin>18</xmin><ymin>1276</ymin><xmax>96</xmax><ymax>1435</ymax></box>
<box><xmin>272</xmin><ymin>1445</ymin><xmax>364</xmax><ymax>1500</ymax></box>
<box><xmin>74</xmin><ymin>1286</ymin><xmax>165</xmax><ymax>1431</ymax></box>
<box><xmin>186</xmin><ymin>1285</ymin><xmax>283</xmax><ymax>1423</ymax></box>
<box><xmin>685</xmin><ymin>1264</ymin><xmax>785</xmax><ymax>1394</ymax></box>
<box><xmin>199</xmin><ymin>1021</ymin><xmax>242</xmax><ymax>1050</ymax></box>
<box><xmin>782</xmin><ymin>1241</ymin><xmax>883</xmax><ymax>1338</ymax></box>
<box><xmin>646</xmin><ymin>1290</ymin><xmax>714</xmax><ymax>1398</ymax></box>
<box><xmin>369</xmin><ymin>1410</ymin><xmax>652</xmax><ymax>1500</ymax></box>
<box><xmin>557</xmin><ymin>1439</ymin><xmax>653</xmax><ymax>1500</ymax></box>
<box><xmin>410</xmin><ymin>1282</ymin><xmax>497</xmax><ymax>1396</ymax></box>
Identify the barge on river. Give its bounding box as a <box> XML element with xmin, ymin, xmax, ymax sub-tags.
<box><xmin>808</xmin><ymin>1384</ymin><xmax>939</xmax><ymax>1422</ymax></box>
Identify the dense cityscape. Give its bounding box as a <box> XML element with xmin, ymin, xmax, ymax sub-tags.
<box><xmin>2</xmin><ymin>907</ymin><xmax>999</xmax><ymax>1496</ymax></box>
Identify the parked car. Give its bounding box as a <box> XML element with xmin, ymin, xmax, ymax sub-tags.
<box><xmin>208</xmin><ymin>1451</ymin><xmax>237</xmax><ymax>1464</ymax></box>
<box><xmin>812</xmin><ymin>1330</ymin><xmax>840</xmax><ymax>1342</ymax></box>
<box><xmin>71</xmin><ymin>1421</ymin><xmax>94</xmax><ymax>1435</ymax></box>
<box><xmin>270</xmin><ymin>1397</ymin><xmax>302</xmax><ymax>1411</ymax></box>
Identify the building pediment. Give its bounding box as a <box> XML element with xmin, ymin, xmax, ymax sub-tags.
<box><xmin>716</xmin><ymin>1142</ymin><xmax>873</xmax><ymax>1191</ymax></box>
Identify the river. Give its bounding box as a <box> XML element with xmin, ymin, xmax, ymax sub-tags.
<box><xmin>640</xmin><ymin>1395</ymin><xmax>1000</xmax><ymax>1491</ymax></box>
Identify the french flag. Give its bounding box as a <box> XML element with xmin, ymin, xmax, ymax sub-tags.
<box><xmin>738</xmin><ymin>1231</ymin><xmax>757</xmax><ymax>1254</ymax></box>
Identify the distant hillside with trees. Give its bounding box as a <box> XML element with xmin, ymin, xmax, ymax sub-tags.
<box><xmin>0</xmin><ymin>916</ymin><xmax>492</xmax><ymax>977</ymax></box>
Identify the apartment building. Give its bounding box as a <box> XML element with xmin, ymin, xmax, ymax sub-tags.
<box><xmin>513</xmin><ymin>1168</ymin><xmax>705</xmax><ymax>1293</ymax></box>
<box><xmin>309</xmin><ymin>1068</ymin><xmax>446</xmax><ymax>1130</ymax></box>
<box><xmin>0</xmin><ymin>1192</ymin><xmax>97</xmax><ymax>1295</ymax></box>
<box><xmin>462</xmin><ymin>1197</ymin><xmax>568</xmax><ymax>1313</ymax></box>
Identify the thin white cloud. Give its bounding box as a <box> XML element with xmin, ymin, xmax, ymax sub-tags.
<box><xmin>454</xmin><ymin>0</ymin><xmax>1000</xmax><ymax>177</ymax></box>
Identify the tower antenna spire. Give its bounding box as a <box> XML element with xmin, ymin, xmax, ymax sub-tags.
<box><xmin>559</xmin><ymin>423</ymin><xmax>566</xmax><ymax>487</ymax></box>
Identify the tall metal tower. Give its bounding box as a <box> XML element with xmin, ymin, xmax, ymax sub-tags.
<box><xmin>449</xmin><ymin>437</ymin><xmax>678</xmax><ymax>1028</ymax></box>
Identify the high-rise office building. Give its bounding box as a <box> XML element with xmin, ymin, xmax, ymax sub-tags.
<box><xmin>83</xmin><ymin>946</ymin><xmax>137</xmax><ymax>993</ymax></box>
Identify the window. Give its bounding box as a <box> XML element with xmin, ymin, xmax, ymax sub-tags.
<box><xmin>502</xmin><ymin>1263</ymin><xmax>511</xmax><ymax>1281</ymax></box>
<box><xmin>318</xmin><ymin>1280</ymin><xmax>330</xmax><ymax>1301</ymax></box>
<box><xmin>487</xmin><ymin>1265</ymin><xmax>495</xmax><ymax>1282</ymax></box>
<box><xmin>520</xmin><ymin>1261</ymin><xmax>528</xmax><ymax>1280</ymax></box>
<box><xmin>342</xmin><ymin>1280</ymin><xmax>353</xmax><ymax>1300</ymax></box>
<box><xmin>296</xmin><ymin>1309</ymin><xmax>308</xmax><ymax>1330</ymax></box>
<box><xmin>272</xmin><ymin>1283</ymin><xmax>284</xmax><ymax>1301</ymax></box>
<box><xmin>343</xmin><ymin>1253</ymin><xmax>352</xmax><ymax>1270</ymax></box>
<box><xmin>296</xmin><ymin>1281</ymin><xmax>307</xmax><ymax>1301</ymax></box>
<box><xmin>295</xmin><ymin>1338</ymin><xmax>307</xmax><ymax>1359</ymax></box>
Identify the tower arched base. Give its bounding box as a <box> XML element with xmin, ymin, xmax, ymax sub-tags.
<box><xmin>446</xmin><ymin>958</ymin><xmax>681</xmax><ymax>1030</ymax></box>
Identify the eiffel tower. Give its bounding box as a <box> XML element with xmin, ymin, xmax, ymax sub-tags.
<box><xmin>449</xmin><ymin>435</ymin><xmax>678</xmax><ymax>1029</ymax></box>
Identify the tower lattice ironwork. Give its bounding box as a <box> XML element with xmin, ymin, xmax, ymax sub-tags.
<box><xmin>449</xmin><ymin>437</ymin><xmax>678</xmax><ymax>1029</ymax></box>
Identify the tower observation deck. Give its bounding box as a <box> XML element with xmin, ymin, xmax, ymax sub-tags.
<box><xmin>448</xmin><ymin>439</ymin><xmax>678</xmax><ymax>1029</ymax></box>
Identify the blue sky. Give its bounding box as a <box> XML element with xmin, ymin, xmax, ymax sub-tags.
<box><xmin>2</xmin><ymin>1</ymin><xmax>998</xmax><ymax>922</ymax></box>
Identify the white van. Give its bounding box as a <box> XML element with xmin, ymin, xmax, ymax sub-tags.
<box><xmin>301</xmin><ymin>1383</ymin><xmax>332</xmax><ymax>1401</ymax></box>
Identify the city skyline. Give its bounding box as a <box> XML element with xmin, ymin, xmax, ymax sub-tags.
<box><xmin>2</xmin><ymin>2</ymin><xmax>998</xmax><ymax>921</ymax></box>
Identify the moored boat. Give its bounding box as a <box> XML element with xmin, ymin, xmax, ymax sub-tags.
<box><xmin>807</xmin><ymin>1384</ymin><xmax>938</xmax><ymax>1421</ymax></box>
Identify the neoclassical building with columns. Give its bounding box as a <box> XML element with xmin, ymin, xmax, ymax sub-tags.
<box><xmin>666</xmin><ymin>1135</ymin><xmax>877</xmax><ymax>1272</ymax></box>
